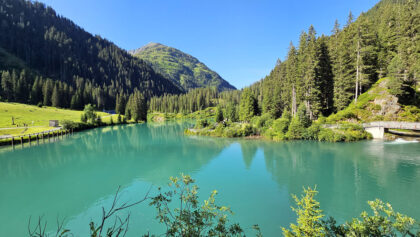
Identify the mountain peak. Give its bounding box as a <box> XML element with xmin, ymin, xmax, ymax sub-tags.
<box><xmin>128</xmin><ymin>42</ymin><xmax>164</xmax><ymax>55</ymax></box>
<box><xmin>130</xmin><ymin>43</ymin><xmax>236</xmax><ymax>91</ymax></box>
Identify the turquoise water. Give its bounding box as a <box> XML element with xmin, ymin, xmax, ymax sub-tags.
<box><xmin>0</xmin><ymin>123</ymin><xmax>420</xmax><ymax>236</ymax></box>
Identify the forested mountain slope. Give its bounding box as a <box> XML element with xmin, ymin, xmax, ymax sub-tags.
<box><xmin>147</xmin><ymin>0</ymin><xmax>420</xmax><ymax>122</ymax></box>
<box><xmin>252</xmin><ymin>0</ymin><xmax>419</xmax><ymax>120</ymax></box>
<box><xmin>327</xmin><ymin>77</ymin><xmax>420</xmax><ymax>123</ymax></box>
<box><xmin>130</xmin><ymin>43</ymin><xmax>236</xmax><ymax>92</ymax></box>
<box><xmin>0</xmin><ymin>0</ymin><xmax>182</xmax><ymax>110</ymax></box>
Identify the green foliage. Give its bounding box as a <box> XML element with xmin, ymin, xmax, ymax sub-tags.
<box><xmin>215</xmin><ymin>106</ymin><xmax>224</xmax><ymax>123</ymax></box>
<box><xmin>187</xmin><ymin>121</ymin><xmax>258</xmax><ymax>138</ymax></box>
<box><xmin>148</xmin><ymin>174</ymin><xmax>255</xmax><ymax>236</ymax></box>
<box><xmin>317</xmin><ymin>125</ymin><xmax>371</xmax><ymax>142</ymax></box>
<box><xmin>286</xmin><ymin>116</ymin><xmax>306</xmax><ymax>140</ymax></box>
<box><xmin>282</xmin><ymin>187</ymin><xmax>325</xmax><ymax>237</ymax></box>
<box><xmin>0</xmin><ymin>0</ymin><xmax>182</xmax><ymax>110</ymax></box>
<box><xmin>323</xmin><ymin>199</ymin><xmax>420</xmax><ymax>236</ymax></box>
<box><xmin>251</xmin><ymin>113</ymin><xmax>273</xmax><ymax>130</ymax></box>
<box><xmin>125</xmin><ymin>91</ymin><xmax>147</xmax><ymax>122</ymax></box>
<box><xmin>297</xmin><ymin>104</ymin><xmax>311</xmax><ymax>128</ymax></box>
<box><xmin>61</xmin><ymin>120</ymin><xmax>78</xmax><ymax>130</ymax></box>
<box><xmin>399</xmin><ymin>105</ymin><xmax>420</xmax><ymax>122</ymax></box>
<box><xmin>225</xmin><ymin>103</ymin><xmax>239</xmax><ymax>122</ymax></box>
<box><xmin>284</xmin><ymin>187</ymin><xmax>420</xmax><ymax>237</ymax></box>
<box><xmin>270</xmin><ymin>111</ymin><xmax>292</xmax><ymax>140</ymax></box>
<box><xmin>272</xmin><ymin>117</ymin><xmax>290</xmax><ymax>134</ymax></box>
<box><xmin>131</xmin><ymin>43</ymin><xmax>236</xmax><ymax>92</ymax></box>
<box><xmin>303</xmin><ymin>123</ymin><xmax>322</xmax><ymax>140</ymax></box>
<box><xmin>239</xmin><ymin>88</ymin><xmax>258</xmax><ymax>122</ymax></box>
<box><xmin>195</xmin><ymin>119</ymin><xmax>209</xmax><ymax>129</ymax></box>
<box><xmin>79</xmin><ymin>104</ymin><xmax>106</xmax><ymax>126</ymax></box>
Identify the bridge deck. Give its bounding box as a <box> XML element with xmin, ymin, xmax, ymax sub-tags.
<box><xmin>362</xmin><ymin>121</ymin><xmax>420</xmax><ymax>130</ymax></box>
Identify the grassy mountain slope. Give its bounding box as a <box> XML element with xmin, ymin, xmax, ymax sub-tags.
<box><xmin>327</xmin><ymin>78</ymin><xmax>420</xmax><ymax>123</ymax></box>
<box><xmin>130</xmin><ymin>43</ymin><xmax>236</xmax><ymax>92</ymax></box>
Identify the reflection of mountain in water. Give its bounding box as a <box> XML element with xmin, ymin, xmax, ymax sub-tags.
<box><xmin>0</xmin><ymin>123</ymin><xmax>232</xmax><ymax>236</ymax></box>
<box><xmin>236</xmin><ymin>140</ymin><xmax>420</xmax><ymax>221</ymax></box>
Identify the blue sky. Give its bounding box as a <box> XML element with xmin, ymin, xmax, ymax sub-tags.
<box><xmin>40</xmin><ymin>0</ymin><xmax>379</xmax><ymax>89</ymax></box>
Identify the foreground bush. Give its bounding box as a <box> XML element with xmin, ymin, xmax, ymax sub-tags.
<box><xmin>283</xmin><ymin>187</ymin><xmax>420</xmax><ymax>237</ymax></box>
<box><xmin>28</xmin><ymin>176</ymin><xmax>419</xmax><ymax>237</ymax></box>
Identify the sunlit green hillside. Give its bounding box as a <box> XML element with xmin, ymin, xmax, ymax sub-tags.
<box><xmin>130</xmin><ymin>43</ymin><xmax>236</xmax><ymax>91</ymax></box>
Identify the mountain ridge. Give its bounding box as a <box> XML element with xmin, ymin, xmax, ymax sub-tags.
<box><xmin>130</xmin><ymin>42</ymin><xmax>236</xmax><ymax>92</ymax></box>
<box><xmin>0</xmin><ymin>0</ymin><xmax>182</xmax><ymax>110</ymax></box>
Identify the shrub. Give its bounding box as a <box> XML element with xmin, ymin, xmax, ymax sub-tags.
<box><xmin>240</xmin><ymin>123</ymin><xmax>255</xmax><ymax>137</ymax></box>
<box><xmin>399</xmin><ymin>105</ymin><xmax>420</xmax><ymax>122</ymax></box>
<box><xmin>282</xmin><ymin>187</ymin><xmax>324</xmax><ymax>236</ymax></box>
<box><xmin>304</xmin><ymin>123</ymin><xmax>322</xmax><ymax>140</ymax></box>
<box><xmin>284</xmin><ymin>187</ymin><xmax>420</xmax><ymax>236</ymax></box>
<box><xmin>61</xmin><ymin>120</ymin><xmax>78</xmax><ymax>130</ymax></box>
<box><xmin>254</xmin><ymin>113</ymin><xmax>273</xmax><ymax>129</ymax></box>
<box><xmin>195</xmin><ymin>119</ymin><xmax>209</xmax><ymax>129</ymax></box>
<box><xmin>149</xmin><ymin>174</ymin><xmax>260</xmax><ymax>236</ymax></box>
<box><xmin>318</xmin><ymin>128</ymin><xmax>335</xmax><ymax>142</ymax></box>
<box><xmin>223</xmin><ymin>127</ymin><xmax>238</xmax><ymax>137</ymax></box>
<box><xmin>273</xmin><ymin>117</ymin><xmax>291</xmax><ymax>135</ymax></box>
<box><xmin>286</xmin><ymin>117</ymin><xmax>305</xmax><ymax>140</ymax></box>
<box><xmin>81</xmin><ymin>113</ymin><xmax>87</xmax><ymax>123</ymax></box>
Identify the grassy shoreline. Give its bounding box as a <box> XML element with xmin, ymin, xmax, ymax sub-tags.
<box><xmin>184</xmin><ymin>120</ymin><xmax>372</xmax><ymax>142</ymax></box>
<box><xmin>0</xmin><ymin>102</ymin><xmax>133</xmax><ymax>147</ymax></box>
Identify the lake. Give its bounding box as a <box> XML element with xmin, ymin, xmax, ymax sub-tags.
<box><xmin>0</xmin><ymin>123</ymin><xmax>420</xmax><ymax>236</ymax></box>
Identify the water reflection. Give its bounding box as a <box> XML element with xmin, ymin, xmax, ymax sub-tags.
<box><xmin>235</xmin><ymin>139</ymin><xmax>420</xmax><ymax>222</ymax></box>
<box><xmin>0</xmin><ymin>123</ymin><xmax>419</xmax><ymax>236</ymax></box>
<box><xmin>0</xmin><ymin>123</ymin><xmax>232</xmax><ymax>236</ymax></box>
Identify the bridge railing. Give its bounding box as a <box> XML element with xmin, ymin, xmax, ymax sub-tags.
<box><xmin>362</xmin><ymin>121</ymin><xmax>420</xmax><ymax>130</ymax></box>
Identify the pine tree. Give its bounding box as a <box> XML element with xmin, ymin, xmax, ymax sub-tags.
<box><xmin>215</xmin><ymin>106</ymin><xmax>223</xmax><ymax>123</ymax></box>
<box><xmin>314</xmin><ymin>36</ymin><xmax>334</xmax><ymax>116</ymax></box>
<box><xmin>30</xmin><ymin>76</ymin><xmax>42</xmax><ymax>104</ymax></box>
<box><xmin>225</xmin><ymin>103</ymin><xmax>238</xmax><ymax>122</ymax></box>
<box><xmin>239</xmin><ymin>88</ymin><xmax>258</xmax><ymax>122</ymax></box>
<box><xmin>286</xmin><ymin>43</ymin><xmax>299</xmax><ymax>116</ymax></box>
<box><xmin>51</xmin><ymin>84</ymin><xmax>60</xmax><ymax>107</ymax></box>
<box><xmin>42</xmin><ymin>79</ymin><xmax>54</xmax><ymax>106</ymax></box>
<box><xmin>1</xmin><ymin>71</ymin><xmax>13</xmax><ymax>101</ymax></box>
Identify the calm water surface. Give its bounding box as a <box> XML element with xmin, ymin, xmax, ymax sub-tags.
<box><xmin>1</xmin><ymin>123</ymin><xmax>420</xmax><ymax>236</ymax></box>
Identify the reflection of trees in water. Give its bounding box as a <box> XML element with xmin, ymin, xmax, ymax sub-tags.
<box><xmin>0</xmin><ymin>123</ymin><xmax>233</xmax><ymax>236</ymax></box>
<box><xmin>239</xmin><ymin>141</ymin><xmax>259</xmax><ymax>169</ymax></box>
<box><xmin>244</xmin><ymin>140</ymin><xmax>420</xmax><ymax>220</ymax></box>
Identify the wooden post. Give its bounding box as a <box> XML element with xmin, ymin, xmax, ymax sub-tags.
<box><xmin>11</xmin><ymin>137</ymin><xmax>14</xmax><ymax>148</ymax></box>
<box><xmin>28</xmin><ymin>134</ymin><xmax>31</xmax><ymax>144</ymax></box>
<box><xmin>20</xmin><ymin>136</ymin><xmax>23</xmax><ymax>147</ymax></box>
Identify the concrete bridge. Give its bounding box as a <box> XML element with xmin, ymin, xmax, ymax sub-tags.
<box><xmin>362</xmin><ymin>121</ymin><xmax>420</xmax><ymax>139</ymax></box>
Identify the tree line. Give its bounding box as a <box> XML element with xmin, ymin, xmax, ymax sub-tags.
<box><xmin>258</xmin><ymin>0</ymin><xmax>419</xmax><ymax>120</ymax></box>
<box><xmin>0</xmin><ymin>0</ymin><xmax>182</xmax><ymax>110</ymax></box>
<box><xmin>149</xmin><ymin>87</ymin><xmax>241</xmax><ymax>114</ymax></box>
<box><xmin>149</xmin><ymin>0</ymin><xmax>419</xmax><ymax>124</ymax></box>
